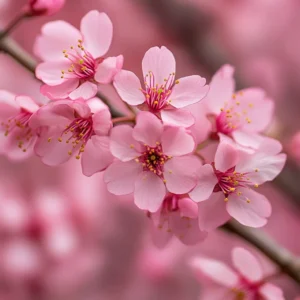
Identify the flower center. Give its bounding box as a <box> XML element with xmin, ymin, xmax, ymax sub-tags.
<box><xmin>60</xmin><ymin>40</ymin><xmax>101</xmax><ymax>81</ymax></box>
<box><xmin>136</xmin><ymin>142</ymin><xmax>170</xmax><ymax>177</ymax></box>
<box><xmin>1</xmin><ymin>111</ymin><xmax>35</xmax><ymax>152</ymax></box>
<box><xmin>212</xmin><ymin>163</ymin><xmax>259</xmax><ymax>202</ymax></box>
<box><xmin>52</xmin><ymin>116</ymin><xmax>94</xmax><ymax>159</ymax></box>
<box><xmin>216</xmin><ymin>93</ymin><xmax>253</xmax><ymax>135</ymax></box>
<box><xmin>140</xmin><ymin>71</ymin><xmax>178</xmax><ymax>113</ymax></box>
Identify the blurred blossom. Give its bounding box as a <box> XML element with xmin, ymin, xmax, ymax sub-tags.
<box><xmin>27</xmin><ymin>0</ymin><xmax>65</xmax><ymax>16</ymax></box>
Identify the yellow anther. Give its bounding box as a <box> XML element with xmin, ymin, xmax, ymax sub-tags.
<box><xmin>64</xmin><ymin>54</ymin><xmax>69</xmax><ymax>58</ymax></box>
<box><xmin>226</xmin><ymin>109</ymin><xmax>231</xmax><ymax>113</ymax></box>
<box><xmin>78</xmin><ymin>39</ymin><xmax>82</xmax><ymax>43</ymax></box>
<box><xmin>163</xmin><ymin>179</ymin><xmax>167</xmax><ymax>183</ymax></box>
<box><xmin>70</xmin><ymin>46</ymin><xmax>74</xmax><ymax>49</ymax></box>
<box><xmin>58</xmin><ymin>137</ymin><xmax>62</xmax><ymax>142</ymax></box>
<box><xmin>246</xmin><ymin>199</ymin><xmax>251</xmax><ymax>203</ymax></box>
<box><xmin>246</xmin><ymin>118</ymin><xmax>251</xmax><ymax>124</ymax></box>
<box><xmin>135</xmin><ymin>158</ymin><xmax>139</xmax><ymax>163</ymax></box>
<box><xmin>62</xmin><ymin>50</ymin><xmax>67</xmax><ymax>53</ymax></box>
<box><xmin>150</xmin><ymin>155</ymin><xmax>156</xmax><ymax>161</ymax></box>
<box><xmin>129</xmin><ymin>144</ymin><xmax>134</xmax><ymax>149</ymax></box>
<box><xmin>255</xmin><ymin>168</ymin><xmax>259</xmax><ymax>172</ymax></box>
<box><xmin>23</xmin><ymin>149</ymin><xmax>27</xmax><ymax>152</ymax></box>
<box><xmin>75</xmin><ymin>155</ymin><xmax>80</xmax><ymax>160</ymax></box>
<box><xmin>220</xmin><ymin>108</ymin><xmax>224</xmax><ymax>112</ymax></box>
<box><xmin>146</xmin><ymin>94</ymin><xmax>150</xmax><ymax>98</ymax></box>
<box><xmin>224</xmin><ymin>198</ymin><xmax>229</xmax><ymax>202</ymax></box>
<box><xmin>175</xmin><ymin>80</ymin><xmax>180</xmax><ymax>84</ymax></box>
<box><xmin>48</xmin><ymin>138</ymin><xmax>52</xmax><ymax>143</ymax></box>
<box><xmin>254</xmin><ymin>184</ymin><xmax>259</xmax><ymax>188</ymax></box>
<box><xmin>248</xmin><ymin>103</ymin><xmax>253</xmax><ymax>108</ymax></box>
<box><xmin>79</xmin><ymin>59</ymin><xmax>84</xmax><ymax>64</ymax></box>
<box><xmin>237</xmin><ymin>191</ymin><xmax>242</xmax><ymax>196</ymax></box>
<box><xmin>68</xmin><ymin>151</ymin><xmax>72</xmax><ymax>156</ymax></box>
<box><xmin>154</xmin><ymin>101</ymin><xmax>158</xmax><ymax>105</ymax></box>
<box><xmin>232</xmin><ymin>94</ymin><xmax>236</xmax><ymax>99</ymax></box>
<box><xmin>236</xmin><ymin>101</ymin><xmax>240</xmax><ymax>105</ymax></box>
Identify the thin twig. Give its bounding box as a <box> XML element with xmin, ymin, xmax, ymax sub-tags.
<box><xmin>222</xmin><ymin>220</ymin><xmax>300</xmax><ymax>284</ymax></box>
<box><xmin>0</xmin><ymin>37</ymin><xmax>124</xmax><ymax>118</ymax></box>
<box><xmin>0</xmin><ymin>12</ymin><xmax>30</xmax><ymax>40</ymax></box>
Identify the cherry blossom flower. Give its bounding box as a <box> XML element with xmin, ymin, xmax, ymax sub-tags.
<box><xmin>148</xmin><ymin>194</ymin><xmax>207</xmax><ymax>247</ymax></box>
<box><xmin>113</xmin><ymin>46</ymin><xmax>209</xmax><ymax>127</ymax></box>
<box><xmin>29</xmin><ymin>97</ymin><xmax>113</xmax><ymax>176</ymax></box>
<box><xmin>27</xmin><ymin>0</ymin><xmax>65</xmax><ymax>16</ymax></box>
<box><xmin>104</xmin><ymin>111</ymin><xmax>201</xmax><ymax>212</ymax></box>
<box><xmin>0</xmin><ymin>90</ymin><xmax>40</xmax><ymax>160</ymax></box>
<box><xmin>34</xmin><ymin>10</ymin><xmax>123</xmax><ymax>100</ymax></box>
<box><xmin>190</xmin><ymin>247</ymin><xmax>285</xmax><ymax>300</ymax></box>
<box><xmin>189</xmin><ymin>141</ymin><xmax>286</xmax><ymax>229</ymax></box>
<box><xmin>203</xmin><ymin>64</ymin><xmax>274</xmax><ymax>149</ymax></box>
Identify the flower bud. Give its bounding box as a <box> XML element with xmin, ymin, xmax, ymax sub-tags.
<box><xmin>28</xmin><ymin>0</ymin><xmax>65</xmax><ymax>16</ymax></box>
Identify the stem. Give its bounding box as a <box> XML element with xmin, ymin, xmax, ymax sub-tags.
<box><xmin>112</xmin><ymin>116</ymin><xmax>136</xmax><ymax>125</ymax></box>
<box><xmin>0</xmin><ymin>37</ymin><xmax>124</xmax><ymax>118</ymax></box>
<box><xmin>222</xmin><ymin>220</ymin><xmax>300</xmax><ymax>284</ymax></box>
<box><xmin>0</xmin><ymin>12</ymin><xmax>30</xmax><ymax>40</ymax></box>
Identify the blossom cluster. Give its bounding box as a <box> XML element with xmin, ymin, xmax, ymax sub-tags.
<box><xmin>0</xmin><ymin>5</ymin><xmax>291</xmax><ymax>300</ymax></box>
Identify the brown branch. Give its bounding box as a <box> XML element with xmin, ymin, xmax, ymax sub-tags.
<box><xmin>222</xmin><ymin>220</ymin><xmax>300</xmax><ymax>284</ymax></box>
<box><xmin>0</xmin><ymin>37</ymin><xmax>124</xmax><ymax>118</ymax></box>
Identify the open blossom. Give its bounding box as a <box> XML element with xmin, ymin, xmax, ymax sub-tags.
<box><xmin>190</xmin><ymin>247</ymin><xmax>285</xmax><ymax>300</ymax></box>
<box><xmin>27</xmin><ymin>0</ymin><xmax>65</xmax><ymax>16</ymax></box>
<box><xmin>29</xmin><ymin>97</ymin><xmax>113</xmax><ymax>176</ymax></box>
<box><xmin>104</xmin><ymin>111</ymin><xmax>201</xmax><ymax>212</ymax></box>
<box><xmin>34</xmin><ymin>10</ymin><xmax>123</xmax><ymax>100</ymax></box>
<box><xmin>189</xmin><ymin>141</ymin><xmax>286</xmax><ymax>229</ymax></box>
<box><xmin>113</xmin><ymin>46</ymin><xmax>209</xmax><ymax>127</ymax></box>
<box><xmin>0</xmin><ymin>90</ymin><xmax>40</xmax><ymax>160</ymax></box>
<box><xmin>148</xmin><ymin>194</ymin><xmax>207</xmax><ymax>247</ymax></box>
<box><xmin>203</xmin><ymin>64</ymin><xmax>274</xmax><ymax>149</ymax></box>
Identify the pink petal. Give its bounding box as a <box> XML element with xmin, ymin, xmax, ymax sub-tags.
<box><xmin>189</xmin><ymin>164</ymin><xmax>218</xmax><ymax>202</ymax></box>
<box><xmin>113</xmin><ymin>70</ymin><xmax>144</xmax><ymax>106</ymax></box>
<box><xmin>81</xmin><ymin>136</ymin><xmax>114</xmax><ymax>176</ymax></box>
<box><xmin>69</xmin><ymin>82</ymin><xmax>98</xmax><ymax>100</ymax></box>
<box><xmin>34</xmin><ymin>129</ymin><xmax>73</xmax><ymax>166</ymax></box>
<box><xmin>29</xmin><ymin>101</ymin><xmax>72</xmax><ymax>129</ymax></box>
<box><xmin>86</xmin><ymin>97</ymin><xmax>109</xmax><ymax>114</ymax></box>
<box><xmin>178</xmin><ymin>197</ymin><xmax>198</xmax><ymax>219</ymax></box>
<box><xmin>232</xmin><ymin>247</ymin><xmax>263</xmax><ymax>282</ymax></box>
<box><xmin>215</xmin><ymin>142</ymin><xmax>239</xmax><ymax>172</ymax></box>
<box><xmin>40</xmin><ymin>79</ymin><xmax>79</xmax><ymax>100</ymax></box>
<box><xmin>134</xmin><ymin>171</ymin><xmax>166</xmax><ymax>212</ymax></box>
<box><xmin>257</xmin><ymin>137</ymin><xmax>282</xmax><ymax>155</ymax></box>
<box><xmin>259</xmin><ymin>283</ymin><xmax>285</xmax><ymax>300</ymax></box>
<box><xmin>205</xmin><ymin>64</ymin><xmax>235</xmax><ymax>114</ymax></box>
<box><xmin>133</xmin><ymin>111</ymin><xmax>163</xmax><ymax>147</ymax></box>
<box><xmin>36</xmin><ymin>61</ymin><xmax>71</xmax><ymax>85</ymax></box>
<box><xmin>80</xmin><ymin>11</ymin><xmax>113</xmax><ymax>58</ymax></box>
<box><xmin>91</xmin><ymin>107</ymin><xmax>111</xmax><ymax>136</ymax></box>
<box><xmin>164</xmin><ymin>156</ymin><xmax>201</xmax><ymax>194</ymax></box>
<box><xmin>198</xmin><ymin>192</ymin><xmax>230</xmax><ymax>231</ymax></box>
<box><xmin>235</xmin><ymin>88</ymin><xmax>274</xmax><ymax>132</ymax></box>
<box><xmin>190</xmin><ymin>257</ymin><xmax>239</xmax><ymax>288</ymax></box>
<box><xmin>232</xmin><ymin>130</ymin><xmax>262</xmax><ymax>149</ymax></box>
<box><xmin>170</xmin><ymin>75</ymin><xmax>209</xmax><ymax>108</ymax></box>
<box><xmin>235</xmin><ymin>152</ymin><xmax>286</xmax><ymax>185</ymax></box>
<box><xmin>95</xmin><ymin>55</ymin><xmax>124</xmax><ymax>84</ymax></box>
<box><xmin>187</xmin><ymin>101</ymin><xmax>213</xmax><ymax>144</ymax></box>
<box><xmin>110</xmin><ymin>125</ymin><xmax>140</xmax><ymax>161</ymax></box>
<box><xmin>170</xmin><ymin>213</ymin><xmax>207</xmax><ymax>245</ymax></box>
<box><xmin>226</xmin><ymin>188</ymin><xmax>271</xmax><ymax>228</ymax></box>
<box><xmin>15</xmin><ymin>96</ymin><xmax>39</xmax><ymax>113</ymax></box>
<box><xmin>34</xmin><ymin>20</ymin><xmax>81</xmax><ymax>62</ymax></box>
<box><xmin>142</xmin><ymin>46</ymin><xmax>176</xmax><ymax>86</ymax></box>
<box><xmin>71</xmin><ymin>99</ymin><xmax>91</xmax><ymax>118</ymax></box>
<box><xmin>0</xmin><ymin>90</ymin><xmax>18</xmax><ymax>119</ymax></box>
<box><xmin>160</xmin><ymin>108</ymin><xmax>195</xmax><ymax>128</ymax></box>
<box><xmin>161</xmin><ymin>127</ymin><xmax>195</xmax><ymax>156</ymax></box>
<box><xmin>104</xmin><ymin>160</ymin><xmax>142</xmax><ymax>195</ymax></box>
